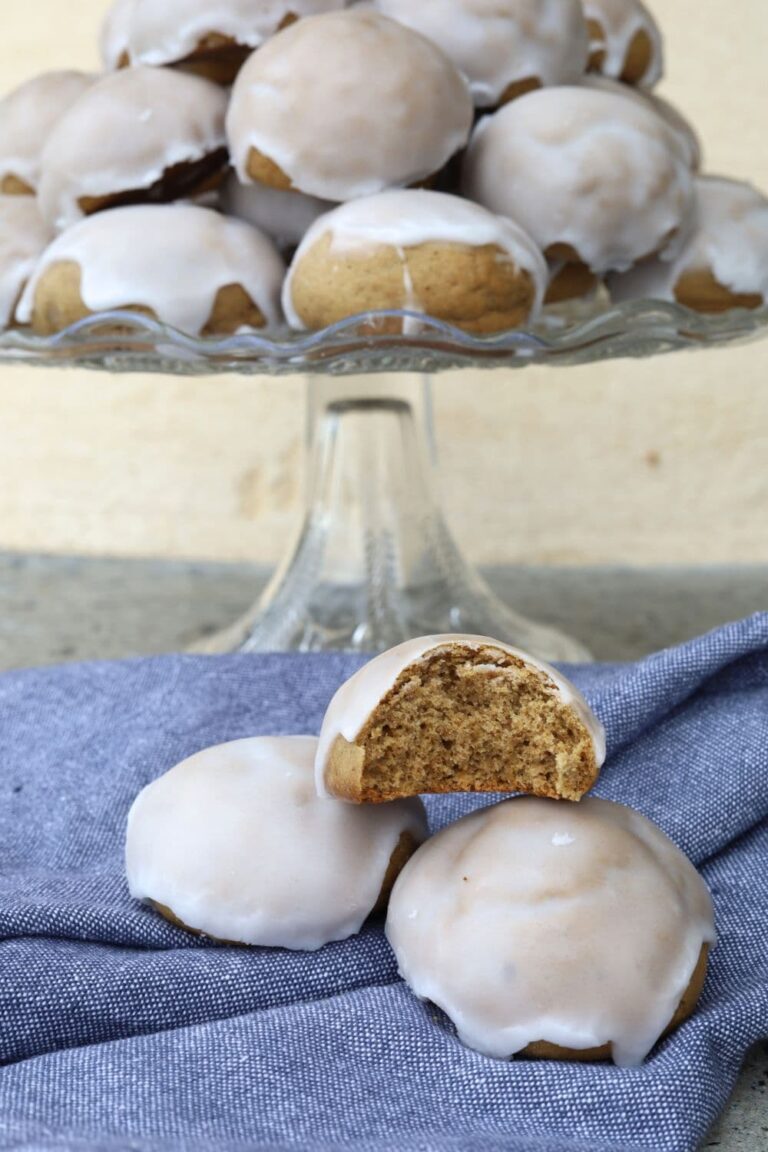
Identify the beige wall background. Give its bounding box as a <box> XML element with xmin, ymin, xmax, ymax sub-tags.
<box><xmin>1</xmin><ymin>1</ymin><xmax>767</xmax><ymax>567</ymax></box>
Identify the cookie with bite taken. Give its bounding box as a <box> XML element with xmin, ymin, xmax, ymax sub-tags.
<box><xmin>315</xmin><ymin>635</ymin><xmax>605</xmax><ymax>803</ymax></box>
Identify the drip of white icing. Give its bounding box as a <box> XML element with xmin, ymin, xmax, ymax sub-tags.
<box><xmin>37</xmin><ymin>67</ymin><xmax>228</xmax><ymax>233</ymax></box>
<box><xmin>374</xmin><ymin>0</ymin><xmax>589</xmax><ymax>107</ymax></box>
<box><xmin>608</xmin><ymin>176</ymin><xmax>768</xmax><ymax>306</ymax></box>
<box><xmin>462</xmin><ymin>87</ymin><xmax>694</xmax><ymax>274</ymax></box>
<box><xmin>0</xmin><ymin>71</ymin><xmax>95</xmax><ymax>192</ymax></box>
<box><xmin>126</xmin><ymin>736</ymin><xmax>427</xmax><ymax>950</ymax></box>
<box><xmin>314</xmin><ymin>633</ymin><xmax>605</xmax><ymax>797</ymax></box>
<box><xmin>221</xmin><ymin>172</ymin><xmax>333</xmax><ymax>250</ymax></box>
<box><xmin>581</xmin><ymin>75</ymin><xmax>700</xmax><ymax>170</ymax></box>
<box><xmin>283</xmin><ymin>189</ymin><xmax>547</xmax><ymax>330</ymax></box>
<box><xmin>0</xmin><ymin>197</ymin><xmax>52</xmax><ymax>328</ymax></box>
<box><xmin>584</xmin><ymin>0</ymin><xmax>663</xmax><ymax>88</ymax></box>
<box><xmin>101</xmin><ymin>0</ymin><xmax>138</xmax><ymax>69</ymax></box>
<box><xmin>386</xmin><ymin>796</ymin><xmax>716</xmax><ymax>1065</ymax></box>
<box><xmin>226</xmin><ymin>9</ymin><xmax>474</xmax><ymax>201</ymax></box>
<box><xmin>16</xmin><ymin>204</ymin><xmax>286</xmax><ymax>335</ymax></box>
<box><xmin>128</xmin><ymin>0</ymin><xmax>349</xmax><ymax>66</ymax></box>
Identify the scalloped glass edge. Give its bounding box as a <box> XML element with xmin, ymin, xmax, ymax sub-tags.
<box><xmin>1</xmin><ymin>298</ymin><xmax>767</xmax><ymax>376</ymax></box>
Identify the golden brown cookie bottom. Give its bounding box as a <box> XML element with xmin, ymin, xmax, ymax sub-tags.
<box><xmin>546</xmin><ymin>261</ymin><xmax>599</xmax><ymax>305</ymax></box>
<box><xmin>1</xmin><ymin>173</ymin><xmax>34</xmax><ymax>196</ymax></box>
<box><xmin>290</xmin><ymin>234</ymin><xmax>537</xmax><ymax>336</ymax></box>
<box><xmin>149</xmin><ymin>830</ymin><xmax>420</xmax><ymax>944</ymax></box>
<box><xmin>522</xmin><ymin>944</ymin><xmax>710</xmax><ymax>1062</ymax></box>
<box><xmin>587</xmin><ymin>20</ymin><xmax>655</xmax><ymax>86</ymax></box>
<box><xmin>497</xmin><ymin>76</ymin><xmax>542</xmax><ymax>108</ymax></box>
<box><xmin>77</xmin><ymin>148</ymin><xmax>229</xmax><ymax>220</ymax></box>
<box><xmin>245</xmin><ymin>146</ymin><xmax>444</xmax><ymax>198</ymax></box>
<box><xmin>674</xmin><ymin>267</ymin><xmax>764</xmax><ymax>314</ymax></box>
<box><xmin>246</xmin><ymin>147</ymin><xmax>296</xmax><ymax>193</ymax></box>
<box><xmin>173</xmin><ymin>34</ymin><xmax>254</xmax><ymax>87</ymax></box>
<box><xmin>587</xmin><ymin>19</ymin><xmax>608</xmax><ymax>73</ymax></box>
<box><xmin>28</xmin><ymin>260</ymin><xmax>266</xmax><ymax>336</ymax></box>
<box><xmin>123</xmin><ymin>15</ymin><xmax>298</xmax><ymax>86</ymax></box>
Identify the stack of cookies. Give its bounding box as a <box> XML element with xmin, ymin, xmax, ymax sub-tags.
<box><xmin>127</xmin><ymin>634</ymin><xmax>716</xmax><ymax>1067</ymax></box>
<box><xmin>0</xmin><ymin>0</ymin><xmax>766</xmax><ymax>337</ymax></box>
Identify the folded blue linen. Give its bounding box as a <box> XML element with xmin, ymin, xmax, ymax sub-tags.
<box><xmin>1</xmin><ymin>615</ymin><xmax>767</xmax><ymax>1151</ymax></box>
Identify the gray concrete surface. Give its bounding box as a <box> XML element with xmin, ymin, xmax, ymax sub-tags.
<box><xmin>0</xmin><ymin>552</ymin><xmax>765</xmax><ymax>1149</ymax></box>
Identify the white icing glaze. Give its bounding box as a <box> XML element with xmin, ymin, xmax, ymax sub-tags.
<box><xmin>100</xmin><ymin>0</ymin><xmax>137</xmax><ymax>69</ymax></box>
<box><xmin>462</xmin><ymin>87</ymin><xmax>694</xmax><ymax>274</ymax></box>
<box><xmin>374</xmin><ymin>0</ymin><xmax>588</xmax><ymax>107</ymax></box>
<box><xmin>226</xmin><ymin>10</ymin><xmax>474</xmax><ymax>201</ymax></box>
<box><xmin>386</xmin><ymin>795</ymin><xmax>715</xmax><ymax>1065</ymax></box>
<box><xmin>283</xmin><ymin>189</ymin><xmax>547</xmax><ymax>330</ymax></box>
<box><xmin>128</xmin><ymin>0</ymin><xmax>349</xmax><ymax>66</ymax></box>
<box><xmin>0</xmin><ymin>197</ymin><xmax>52</xmax><ymax>328</ymax></box>
<box><xmin>581</xmin><ymin>75</ymin><xmax>700</xmax><ymax>170</ymax></box>
<box><xmin>16</xmin><ymin>204</ymin><xmax>286</xmax><ymax>335</ymax></box>
<box><xmin>221</xmin><ymin>172</ymin><xmax>333</xmax><ymax>250</ymax></box>
<box><xmin>37</xmin><ymin>67</ymin><xmax>228</xmax><ymax>233</ymax></box>
<box><xmin>126</xmin><ymin>736</ymin><xmax>427</xmax><ymax>950</ymax></box>
<box><xmin>609</xmin><ymin>176</ymin><xmax>768</xmax><ymax>307</ymax></box>
<box><xmin>315</xmin><ymin>633</ymin><xmax>605</xmax><ymax>797</ymax></box>
<box><xmin>0</xmin><ymin>71</ymin><xmax>95</xmax><ymax>192</ymax></box>
<box><xmin>584</xmin><ymin>0</ymin><xmax>663</xmax><ymax>88</ymax></box>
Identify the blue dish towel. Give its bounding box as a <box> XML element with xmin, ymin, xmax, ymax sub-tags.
<box><xmin>1</xmin><ymin>616</ymin><xmax>767</xmax><ymax>1152</ymax></box>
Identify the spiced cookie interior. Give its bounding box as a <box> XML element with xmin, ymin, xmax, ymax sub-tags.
<box><xmin>317</xmin><ymin>636</ymin><xmax>605</xmax><ymax>804</ymax></box>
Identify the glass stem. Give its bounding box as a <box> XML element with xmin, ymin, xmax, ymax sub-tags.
<box><xmin>199</xmin><ymin>374</ymin><xmax>591</xmax><ymax>659</ymax></box>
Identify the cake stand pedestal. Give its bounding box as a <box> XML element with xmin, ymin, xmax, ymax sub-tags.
<box><xmin>2</xmin><ymin>300</ymin><xmax>765</xmax><ymax>658</ymax></box>
<box><xmin>198</xmin><ymin>374</ymin><xmax>590</xmax><ymax>660</ymax></box>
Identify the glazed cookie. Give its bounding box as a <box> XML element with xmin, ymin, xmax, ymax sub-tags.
<box><xmin>0</xmin><ymin>71</ymin><xmax>94</xmax><ymax>196</ymax></box>
<box><xmin>609</xmin><ymin>177</ymin><xmax>768</xmax><ymax>314</ymax></box>
<box><xmin>16</xmin><ymin>204</ymin><xmax>285</xmax><ymax>337</ymax></box>
<box><xmin>373</xmin><ymin>0</ymin><xmax>589</xmax><ymax>108</ymax></box>
<box><xmin>315</xmin><ymin>634</ymin><xmax>605</xmax><ymax>803</ymax></box>
<box><xmin>100</xmin><ymin>0</ymin><xmax>136</xmax><ymax>70</ymax></box>
<box><xmin>37</xmin><ymin>67</ymin><xmax>229</xmax><ymax>233</ymax></box>
<box><xmin>0</xmin><ymin>198</ymin><xmax>52</xmax><ymax>330</ymax></box>
<box><xmin>582</xmin><ymin>75</ymin><xmax>701</xmax><ymax>170</ymax></box>
<box><xmin>284</xmin><ymin>190</ymin><xmax>547</xmax><ymax>334</ymax></box>
<box><xmin>387</xmin><ymin>796</ymin><xmax>715</xmax><ymax>1065</ymax></box>
<box><xmin>584</xmin><ymin>0</ymin><xmax>663</xmax><ymax>87</ymax></box>
<box><xmin>227</xmin><ymin>10</ymin><xmax>473</xmax><ymax>201</ymax></box>
<box><xmin>126</xmin><ymin>736</ymin><xmax>428</xmax><ymax>950</ymax></box>
<box><xmin>125</xmin><ymin>0</ymin><xmax>349</xmax><ymax>86</ymax></box>
<box><xmin>463</xmin><ymin>87</ymin><xmax>694</xmax><ymax>275</ymax></box>
<box><xmin>221</xmin><ymin>173</ymin><xmax>333</xmax><ymax>252</ymax></box>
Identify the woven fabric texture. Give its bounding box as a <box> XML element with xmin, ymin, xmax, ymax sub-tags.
<box><xmin>1</xmin><ymin>615</ymin><xmax>767</xmax><ymax>1151</ymax></box>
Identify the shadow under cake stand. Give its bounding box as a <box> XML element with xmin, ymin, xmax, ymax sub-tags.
<box><xmin>3</xmin><ymin>298</ymin><xmax>766</xmax><ymax>660</ymax></box>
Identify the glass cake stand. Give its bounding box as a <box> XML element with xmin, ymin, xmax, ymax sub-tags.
<box><xmin>3</xmin><ymin>297</ymin><xmax>767</xmax><ymax>660</ymax></box>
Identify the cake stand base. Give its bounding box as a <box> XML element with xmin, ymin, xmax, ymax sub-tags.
<box><xmin>196</xmin><ymin>375</ymin><xmax>592</xmax><ymax>661</ymax></box>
